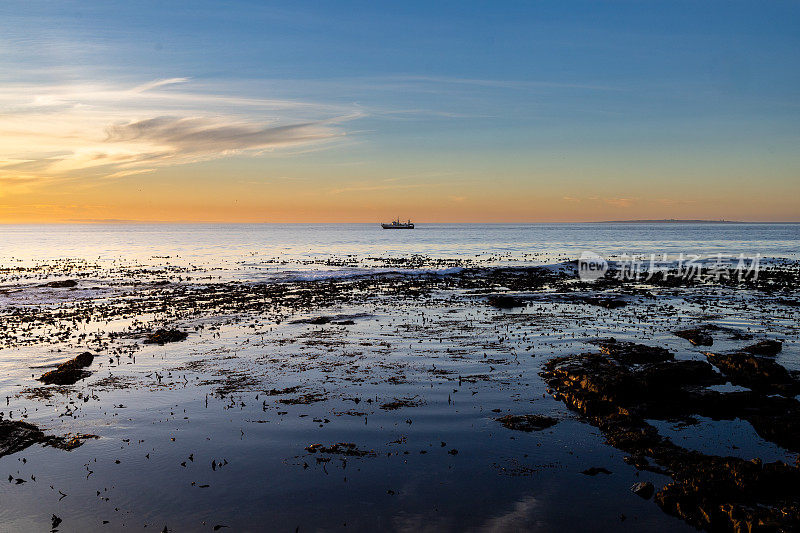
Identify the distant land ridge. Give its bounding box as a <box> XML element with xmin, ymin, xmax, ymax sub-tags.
<box><xmin>597</xmin><ymin>219</ymin><xmax>745</xmax><ymax>224</ymax></box>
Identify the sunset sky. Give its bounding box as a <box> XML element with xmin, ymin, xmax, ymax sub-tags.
<box><xmin>1</xmin><ymin>1</ymin><xmax>798</xmax><ymax>222</ymax></box>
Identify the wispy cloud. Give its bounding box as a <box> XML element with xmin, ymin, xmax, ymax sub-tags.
<box><xmin>104</xmin><ymin>116</ymin><xmax>339</xmax><ymax>154</ymax></box>
<box><xmin>328</xmin><ymin>182</ymin><xmax>433</xmax><ymax>195</ymax></box>
<box><xmin>130</xmin><ymin>77</ymin><xmax>189</xmax><ymax>94</ymax></box>
<box><xmin>0</xmin><ymin>77</ymin><xmax>363</xmax><ymax>186</ymax></box>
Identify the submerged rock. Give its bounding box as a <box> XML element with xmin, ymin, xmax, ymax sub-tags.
<box><xmin>743</xmin><ymin>339</ymin><xmax>782</xmax><ymax>356</ymax></box>
<box><xmin>581</xmin><ymin>296</ymin><xmax>626</xmax><ymax>309</ymax></box>
<box><xmin>674</xmin><ymin>327</ymin><xmax>714</xmax><ymax>346</ymax></box>
<box><xmin>380</xmin><ymin>397</ymin><xmax>424</xmax><ymax>410</ymax></box>
<box><xmin>706</xmin><ymin>352</ymin><xmax>798</xmax><ymax>396</ymax></box>
<box><xmin>144</xmin><ymin>329</ymin><xmax>188</xmax><ymax>344</ymax></box>
<box><xmin>496</xmin><ymin>414</ymin><xmax>558</xmax><ymax>432</ymax></box>
<box><xmin>0</xmin><ymin>420</ymin><xmax>95</xmax><ymax>458</ymax></box>
<box><xmin>486</xmin><ymin>295</ymin><xmax>525</xmax><ymax>309</ymax></box>
<box><xmin>38</xmin><ymin>352</ymin><xmax>94</xmax><ymax>385</ymax></box>
<box><xmin>631</xmin><ymin>481</ymin><xmax>654</xmax><ymax>499</ymax></box>
<box><xmin>304</xmin><ymin>442</ymin><xmax>375</xmax><ymax>457</ymax></box>
<box><xmin>42</xmin><ymin>279</ymin><xmax>78</xmax><ymax>288</ymax></box>
<box><xmin>581</xmin><ymin>467</ymin><xmax>612</xmax><ymax>476</ymax></box>
<box><xmin>0</xmin><ymin>420</ymin><xmax>46</xmax><ymax>458</ymax></box>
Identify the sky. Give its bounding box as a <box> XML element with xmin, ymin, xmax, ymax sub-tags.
<box><xmin>0</xmin><ymin>1</ymin><xmax>798</xmax><ymax>223</ymax></box>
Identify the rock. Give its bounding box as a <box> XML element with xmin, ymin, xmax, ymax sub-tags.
<box><xmin>487</xmin><ymin>295</ymin><xmax>525</xmax><ymax>309</ymax></box>
<box><xmin>706</xmin><ymin>352</ymin><xmax>798</xmax><ymax>395</ymax></box>
<box><xmin>70</xmin><ymin>351</ymin><xmax>94</xmax><ymax>367</ymax></box>
<box><xmin>631</xmin><ymin>481</ymin><xmax>654</xmax><ymax>499</ymax></box>
<box><xmin>496</xmin><ymin>414</ymin><xmax>558</xmax><ymax>432</ymax></box>
<box><xmin>0</xmin><ymin>420</ymin><xmax>46</xmax><ymax>458</ymax></box>
<box><xmin>144</xmin><ymin>329</ymin><xmax>188</xmax><ymax>344</ymax></box>
<box><xmin>592</xmin><ymin>338</ymin><xmax>673</xmax><ymax>364</ymax></box>
<box><xmin>675</xmin><ymin>327</ymin><xmax>714</xmax><ymax>346</ymax></box>
<box><xmin>582</xmin><ymin>296</ymin><xmax>626</xmax><ymax>309</ymax></box>
<box><xmin>379</xmin><ymin>397</ymin><xmax>424</xmax><ymax>410</ymax></box>
<box><xmin>541</xmin><ymin>340</ymin><xmax>800</xmax><ymax>531</ymax></box>
<box><xmin>38</xmin><ymin>352</ymin><xmax>94</xmax><ymax>385</ymax></box>
<box><xmin>581</xmin><ymin>467</ymin><xmax>612</xmax><ymax>476</ymax></box>
<box><xmin>42</xmin><ymin>279</ymin><xmax>78</xmax><ymax>288</ymax></box>
<box><xmin>38</xmin><ymin>367</ymin><xmax>90</xmax><ymax>386</ymax></box>
<box><xmin>743</xmin><ymin>340</ymin><xmax>782</xmax><ymax>356</ymax></box>
<box><xmin>0</xmin><ymin>420</ymin><xmax>93</xmax><ymax>458</ymax></box>
<box><xmin>278</xmin><ymin>392</ymin><xmax>327</xmax><ymax>405</ymax></box>
<box><xmin>654</xmin><ymin>457</ymin><xmax>800</xmax><ymax>532</ymax></box>
<box><xmin>304</xmin><ymin>442</ymin><xmax>374</xmax><ymax>456</ymax></box>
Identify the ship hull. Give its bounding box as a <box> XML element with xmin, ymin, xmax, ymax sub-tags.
<box><xmin>381</xmin><ymin>224</ymin><xmax>414</xmax><ymax>229</ymax></box>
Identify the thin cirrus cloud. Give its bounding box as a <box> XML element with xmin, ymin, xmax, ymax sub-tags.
<box><xmin>0</xmin><ymin>77</ymin><xmax>362</xmax><ymax>184</ymax></box>
<box><xmin>104</xmin><ymin>116</ymin><xmax>339</xmax><ymax>155</ymax></box>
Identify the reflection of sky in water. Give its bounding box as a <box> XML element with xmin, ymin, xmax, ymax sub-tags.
<box><xmin>0</xmin><ymin>224</ymin><xmax>797</xmax><ymax>530</ymax></box>
<box><xmin>1</xmin><ymin>224</ymin><xmax>798</xmax><ymax>276</ymax></box>
<box><xmin>649</xmin><ymin>417</ymin><xmax>795</xmax><ymax>464</ymax></box>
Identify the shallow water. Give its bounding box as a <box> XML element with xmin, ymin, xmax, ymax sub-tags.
<box><xmin>1</xmin><ymin>222</ymin><xmax>797</xmax><ymax>280</ymax></box>
<box><xmin>0</xmin><ymin>224</ymin><xmax>798</xmax><ymax>531</ymax></box>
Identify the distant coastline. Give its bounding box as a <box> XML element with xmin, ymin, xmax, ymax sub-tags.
<box><xmin>597</xmin><ymin>219</ymin><xmax>747</xmax><ymax>224</ymax></box>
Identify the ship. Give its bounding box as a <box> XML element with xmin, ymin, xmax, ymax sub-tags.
<box><xmin>381</xmin><ymin>218</ymin><xmax>415</xmax><ymax>229</ymax></box>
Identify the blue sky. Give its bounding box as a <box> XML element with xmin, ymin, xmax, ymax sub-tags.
<box><xmin>1</xmin><ymin>1</ymin><xmax>798</xmax><ymax>221</ymax></box>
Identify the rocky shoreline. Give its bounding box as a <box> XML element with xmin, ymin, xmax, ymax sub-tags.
<box><xmin>0</xmin><ymin>259</ymin><xmax>798</xmax><ymax>530</ymax></box>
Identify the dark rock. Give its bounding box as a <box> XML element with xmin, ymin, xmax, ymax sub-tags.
<box><xmin>290</xmin><ymin>313</ymin><xmax>372</xmax><ymax>325</ymax></box>
<box><xmin>144</xmin><ymin>329</ymin><xmax>188</xmax><ymax>344</ymax></box>
<box><xmin>379</xmin><ymin>397</ymin><xmax>424</xmax><ymax>410</ymax></box>
<box><xmin>675</xmin><ymin>327</ymin><xmax>714</xmax><ymax>346</ymax></box>
<box><xmin>631</xmin><ymin>481</ymin><xmax>654</xmax><ymax>499</ymax></box>
<box><xmin>655</xmin><ymin>457</ymin><xmax>800</xmax><ymax>532</ymax></box>
<box><xmin>541</xmin><ymin>340</ymin><xmax>800</xmax><ymax>532</ymax></box>
<box><xmin>279</xmin><ymin>392</ymin><xmax>327</xmax><ymax>405</ymax></box>
<box><xmin>496</xmin><ymin>414</ymin><xmax>558</xmax><ymax>432</ymax></box>
<box><xmin>0</xmin><ymin>420</ymin><xmax>46</xmax><ymax>458</ymax></box>
<box><xmin>0</xmin><ymin>420</ymin><xmax>94</xmax><ymax>458</ymax></box>
<box><xmin>582</xmin><ymin>296</ymin><xmax>627</xmax><ymax>309</ymax></box>
<box><xmin>706</xmin><ymin>352</ymin><xmax>798</xmax><ymax>395</ymax></box>
<box><xmin>592</xmin><ymin>338</ymin><xmax>674</xmax><ymax>365</ymax></box>
<box><xmin>581</xmin><ymin>467</ymin><xmax>612</xmax><ymax>476</ymax></box>
<box><xmin>38</xmin><ymin>352</ymin><xmax>94</xmax><ymax>385</ymax></box>
<box><xmin>487</xmin><ymin>295</ymin><xmax>525</xmax><ymax>309</ymax></box>
<box><xmin>304</xmin><ymin>442</ymin><xmax>374</xmax><ymax>457</ymax></box>
<box><xmin>743</xmin><ymin>340</ymin><xmax>782</xmax><ymax>356</ymax></box>
<box><xmin>42</xmin><ymin>279</ymin><xmax>78</xmax><ymax>288</ymax></box>
<box><xmin>71</xmin><ymin>351</ymin><xmax>94</xmax><ymax>367</ymax></box>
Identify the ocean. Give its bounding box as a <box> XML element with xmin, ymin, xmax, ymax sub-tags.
<box><xmin>0</xmin><ymin>222</ymin><xmax>798</xmax><ymax>531</ymax></box>
<box><xmin>2</xmin><ymin>223</ymin><xmax>798</xmax><ymax>281</ymax></box>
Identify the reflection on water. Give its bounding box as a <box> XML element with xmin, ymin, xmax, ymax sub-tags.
<box><xmin>0</xmin><ymin>224</ymin><xmax>798</xmax><ymax>531</ymax></box>
<box><xmin>1</xmin><ymin>223</ymin><xmax>798</xmax><ymax>277</ymax></box>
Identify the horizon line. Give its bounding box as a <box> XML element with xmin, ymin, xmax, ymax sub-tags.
<box><xmin>2</xmin><ymin>219</ymin><xmax>799</xmax><ymax>225</ymax></box>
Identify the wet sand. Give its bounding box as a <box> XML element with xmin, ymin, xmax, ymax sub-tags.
<box><xmin>1</xmin><ymin>258</ymin><xmax>799</xmax><ymax>531</ymax></box>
